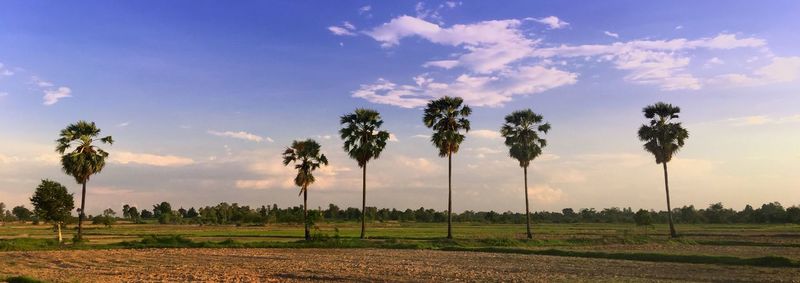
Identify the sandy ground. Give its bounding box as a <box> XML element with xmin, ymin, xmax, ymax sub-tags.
<box><xmin>2</xmin><ymin>248</ymin><xmax>799</xmax><ymax>282</ymax></box>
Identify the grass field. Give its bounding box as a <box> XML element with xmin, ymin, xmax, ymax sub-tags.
<box><xmin>2</xmin><ymin>222</ymin><xmax>799</xmax><ymax>281</ymax></box>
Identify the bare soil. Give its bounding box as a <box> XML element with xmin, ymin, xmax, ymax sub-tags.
<box><xmin>2</xmin><ymin>248</ymin><xmax>799</xmax><ymax>282</ymax></box>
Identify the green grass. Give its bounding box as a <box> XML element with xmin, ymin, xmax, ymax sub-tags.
<box><xmin>2</xmin><ymin>276</ymin><xmax>45</xmax><ymax>283</ymax></box>
<box><xmin>2</xmin><ymin>222</ymin><xmax>799</xmax><ymax>269</ymax></box>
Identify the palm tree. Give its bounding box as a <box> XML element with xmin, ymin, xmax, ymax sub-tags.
<box><xmin>500</xmin><ymin>109</ymin><xmax>550</xmax><ymax>239</ymax></box>
<box><xmin>638</xmin><ymin>102</ymin><xmax>689</xmax><ymax>238</ymax></box>
<box><xmin>339</xmin><ymin>109</ymin><xmax>390</xmax><ymax>239</ymax></box>
<box><xmin>282</xmin><ymin>139</ymin><xmax>329</xmax><ymax>241</ymax></box>
<box><xmin>56</xmin><ymin>121</ymin><xmax>113</xmax><ymax>241</ymax></box>
<box><xmin>423</xmin><ymin>96</ymin><xmax>471</xmax><ymax>239</ymax></box>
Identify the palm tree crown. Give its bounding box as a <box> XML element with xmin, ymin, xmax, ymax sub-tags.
<box><xmin>340</xmin><ymin>109</ymin><xmax>390</xmax><ymax>167</ymax></box>
<box><xmin>56</xmin><ymin>120</ymin><xmax>114</xmax><ymax>184</ymax></box>
<box><xmin>637</xmin><ymin>102</ymin><xmax>689</xmax><ymax>164</ymax></box>
<box><xmin>282</xmin><ymin>139</ymin><xmax>329</xmax><ymax>194</ymax></box>
<box><xmin>500</xmin><ymin>109</ymin><xmax>551</xmax><ymax>168</ymax></box>
<box><xmin>423</xmin><ymin>96</ymin><xmax>472</xmax><ymax>156</ymax></box>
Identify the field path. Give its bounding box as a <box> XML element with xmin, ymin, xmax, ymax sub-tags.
<box><xmin>2</xmin><ymin>248</ymin><xmax>798</xmax><ymax>282</ymax></box>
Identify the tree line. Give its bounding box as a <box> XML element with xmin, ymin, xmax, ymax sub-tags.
<box><xmin>7</xmin><ymin>200</ymin><xmax>798</xmax><ymax>227</ymax></box>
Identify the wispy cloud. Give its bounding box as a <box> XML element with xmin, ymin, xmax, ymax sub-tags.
<box><xmin>603</xmin><ymin>31</ymin><xmax>619</xmax><ymax>38</ymax></box>
<box><xmin>30</xmin><ymin>76</ymin><xmax>72</xmax><ymax>105</ymax></box>
<box><xmin>208</xmin><ymin>130</ymin><xmax>270</xmax><ymax>142</ymax></box>
<box><xmin>328</xmin><ymin>21</ymin><xmax>357</xmax><ymax>36</ymax></box>
<box><xmin>711</xmin><ymin>56</ymin><xmax>800</xmax><ymax>86</ymax></box>
<box><xmin>0</xmin><ymin>63</ymin><xmax>13</xmax><ymax>76</ymax></box>
<box><xmin>468</xmin><ymin>129</ymin><xmax>501</xmax><ymax>140</ymax></box>
<box><xmin>727</xmin><ymin>114</ymin><xmax>800</xmax><ymax>126</ymax></box>
<box><xmin>529</xmin><ymin>16</ymin><xmax>569</xmax><ymax>29</ymax></box>
<box><xmin>112</xmin><ymin>151</ymin><xmax>195</xmax><ymax>167</ymax></box>
<box><xmin>42</xmin><ymin>87</ymin><xmax>72</xmax><ymax>105</ymax></box>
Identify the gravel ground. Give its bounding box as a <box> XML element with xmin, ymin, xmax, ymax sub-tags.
<box><xmin>2</xmin><ymin>248</ymin><xmax>799</xmax><ymax>282</ymax></box>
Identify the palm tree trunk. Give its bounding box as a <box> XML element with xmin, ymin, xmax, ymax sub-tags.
<box><xmin>303</xmin><ymin>185</ymin><xmax>310</xmax><ymax>241</ymax></box>
<box><xmin>361</xmin><ymin>163</ymin><xmax>367</xmax><ymax>239</ymax></box>
<box><xmin>57</xmin><ymin>223</ymin><xmax>63</xmax><ymax>243</ymax></box>
<box><xmin>78</xmin><ymin>181</ymin><xmax>86</xmax><ymax>241</ymax></box>
<box><xmin>524</xmin><ymin>166</ymin><xmax>532</xmax><ymax>239</ymax></box>
<box><xmin>663</xmin><ymin>162</ymin><xmax>677</xmax><ymax>238</ymax></box>
<box><xmin>447</xmin><ymin>151</ymin><xmax>453</xmax><ymax>239</ymax></box>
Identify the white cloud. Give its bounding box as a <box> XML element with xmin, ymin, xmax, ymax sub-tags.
<box><xmin>42</xmin><ymin>87</ymin><xmax>72</xmax><ymax>105</ymax></box>
<box><xmin>528</xmin><ymin>185</ymin><xmax>565</xmax><ymax>204</ymax></box>
<box><xmin>365</xmin><ymin>15</ymin><xmax>536</xmax><ymax>73</ymax></box>
<box><xmin>353</xmin><ymin>65</ymin><xmax>576</xmax><ymax>108</ymax></box>
<box><xmin>675</xmin><ymin>25</ymin><xmax>683</xmax><ymax>30</ymax></box>
<box><xmin>30</xmin><ymin>76</ymin><xmax>53</xmax><ymax>88</ymax></box>
<box><xmin>604</xmin><ymin>31</ymin><xmax>619</xmax><ymax>38</ymax></box>
<box><xmin>412</xmin><ymin>134</ymin><xmax>430</xmax><ymax>139</ymax></box>
<box><xmin>0</xmin><ymin>92</ymin><xmax>7</xmax><ymax>97</ymax></box>
<box><xmin>469</xmin><ymin>129</ymin><xmax>501</xmax><ymax>140</ymax></box>
<box><xmin>531</xmin><ymin>16</ymin><xmax>569</xmax><ymax>29</ymax></box>
<box><xmin>389</xmin><ymin>133</ymin><xmax>399</xmax><ymax>142</ymax></box>
<box><xmin>112</xmin><ymin>151</ymin><xmax>195</xmax><ymax>167</ymax></box>
<box><xmin>208</xmin><ymin>130</ymin><xmax>268</xmax><ymax>142</ymax></box>
<box><xmin>704</xmin><ymin>57</ymin><xmax>724</xmax><ymax>68</ymax></box>
<box><xmin>117</xmin><ymin>122</ymin><xmax>131</xmax><ymax>127</ymax></box>
<box><xmin>712</xmin><ymin>56</ymin><xmax>800</xmax><ymax>86</ymax></box>
<box><xmin>328</xmin><ymin>26</ymin><xmax>356</xmax><ymax>36</ymax></box>
<box><xmin>531</xmin><ymin>33</ymin><xmax>765</xmax><ymax>90</ymax></box>
<box><xmin>0</xmin><ymin>63</ymin><xmax>13</xmax><ymax>76</ymax></box>
<box><xmin>358</xmin><ymin>5</ymin><xmax>371</xmax><ymax>14</ymax></box>
<box><xmin>727</xmin><ymin>114</ymin><xmax>800</xmax><ymax>126</ymax></box>
<box><xmin>357</xmin><ymin>13</ymin><xmax>784</xmax><ymax>108</ymax></box>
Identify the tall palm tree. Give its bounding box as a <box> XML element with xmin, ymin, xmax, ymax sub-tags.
<box><xmin>56</xmin><ymin>121</ymin><xmax>113</xmax><ymax>241</ymax></box>
<box><xmin>500</xmin><ymin>109</ymin><xmax>550</xmax><ymax>239</ymax></box>
<box><xmin>638</xmin><ymin>102</ymin><xmax>689</xmax><ymax>238</ymax></box>
<box><xmin>282</xmin><ymin>139</ymin><xmax>329</xmax><ymax>241</ymax></box>
<box><xmin>423</xmin><ymin>96</ymin><xmax>471</xmax><ymax>239</ymax></box>
<box><xmin>339</xmin><ymin>109</ymin><xmax>390</xmax><ymax>239</ymax></box>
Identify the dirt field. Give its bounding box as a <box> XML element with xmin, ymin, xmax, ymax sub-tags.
<box><xmin>2</xmin><ymin>248</ymin><xmax>799</xmax><ymax>282</ymax></box>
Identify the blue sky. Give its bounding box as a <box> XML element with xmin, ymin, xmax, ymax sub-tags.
<box><xmin>1</xmin><ymin>1</ymin><xmax>799</xmax><ymax>214</ymax></box>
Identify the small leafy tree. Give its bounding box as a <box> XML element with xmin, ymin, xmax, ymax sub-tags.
<box><xmin>30</xmin><ymin>180</ymin><xmax>75</xmax><ymax>243</ymax></box>
<box><xmin>93</xmin><ymin>208</ymin><xmax>117</xmax><ymax>227</ymax></box>
<box><xmin>634</xmin><ymin>209</ymin><xmax>654</xmax><ymax>236</ymax></box>
<box><xmin>12</xmin><ymin>206</ymin><xmax>34</xmax><ymax>222</ymax></box>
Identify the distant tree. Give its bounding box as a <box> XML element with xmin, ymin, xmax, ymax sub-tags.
<box><xmin>140</xmin><ymin>209</ymin><xmax>153</xmax><ymax>219</ymax></box>
<box><xmin>186</xmin><ymin>207</ymin><xmax>199</xmax><ymax>218</ymax></box>
<box><xmin>787</xmin><ymin>206</ymin><xmax>800</xmax><ymax>224</ymax></box>
<box><xmin>178</xmin><ymin>207</ymin><xmax>187</xmax><ymax>218</ymax></box>
<box><xmin>93</xmin><ymin>208</ymin><xmax>117</xmax><ymax>227</ymax></box>
<box><xmin>127</xmin><ymin>206</ymin><xmax>141</xmax><ymax>223</ymax></box>
<box><xmin>634</xmin><ymin>209</ymin><xmax>653</xmax><ymax>227</ymax></box>
<box><xmin>153</xmin><ymin>202</ymin><xmax>174</xmax><ymax>224</ymax></box>
<box><xmin>339</xmin><ymin>108</ymin><xmax>390</xmax><ymax>239</ymax></box>
<box><xmin>500</xmin><ymin>109</ymin><xmax>551</xmax><ymax>239</ymax></box>
<box><xmin>0</xmin><ymin>202</ymin><xmax>5</xmax><ymax>225</ymax></box>
<box><xmin>638</xmin><ymin>102</ymin><xmax>689</xmax><ymax>238</ymax></box>
<box><xmin>30</xmin><ymin>180</ymin><xmax>75</xmax><ymax>243</ymax></box>
<box><xmin>122</xmin><ymin>204</ymin><xmax>131</xmax><ymax>219</ymax></box>
<box><xmin>282</xmin><ymin>139</ymin><xmax>329</xmax><ymax>240</ymax></box>
<box><xmin>12</xmin><ymin>206</ymin><xmax>34</xmax><ymax>222</ymax></box>
<box><xmin>56</xmin><ymin>120</ymin><xmax>114</xmax><ymax>240</ymax></box>
<box><xmin>423</xmin><ymin>96</ymin><xmax>471</xmax><ymax>239</ymax></box>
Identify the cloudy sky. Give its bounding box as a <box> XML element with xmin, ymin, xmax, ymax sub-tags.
<box><xmin>1</xmin><ymin>1</ymin><xmax>799</xmax><ymax>214</ymax></box>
